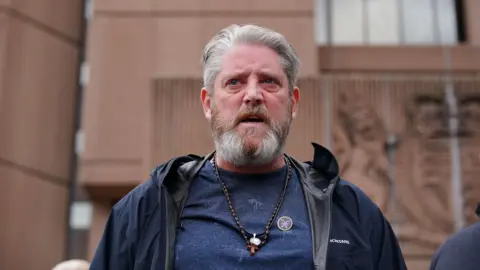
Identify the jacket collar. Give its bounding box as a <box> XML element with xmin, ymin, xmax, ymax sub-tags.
<box><xmin>311</xmin><ymin>142</ymin><xmax>340</xmax><ymax>181</ymax></box>
<box><xmin>301</xmin><ymin>142</ymin><xmax>340</xmax><ymax>193</ymax></box>
<box><xmin>160</xmin><ymin>142</ymin><xmax>340</xmax><ymax>203</ymax></box>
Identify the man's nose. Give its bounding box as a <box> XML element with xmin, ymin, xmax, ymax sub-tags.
<box><xmin>243</xmin><ymin>81</ymin><xmax>264</xmax><ymax>106</ymax></box>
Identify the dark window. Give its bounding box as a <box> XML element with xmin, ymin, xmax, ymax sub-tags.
<box><xmin>454</xmin><ymin>0</ymin><xmax>468</xmax><ymax>43</ymax></box>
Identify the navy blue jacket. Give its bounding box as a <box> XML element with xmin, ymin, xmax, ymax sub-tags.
<box><xmin>90</xmin><ymin>143</ymin><xmax>407</xmax><ymax>270</ymax></box>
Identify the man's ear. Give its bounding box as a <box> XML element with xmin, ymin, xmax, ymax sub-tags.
<box><xmin>201</xmin><ymin>88</ymin><xmax>212</xmax><ymax>120</ymax></box>
<box><xmin>291</xmin><ymin>87</ymin><xmax>300</xmax><ymax>118</ymax></box>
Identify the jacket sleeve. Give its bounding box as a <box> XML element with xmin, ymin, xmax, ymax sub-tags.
<box><xmin>90</xmin><ymin>204</ymin><xmax>136</xmax><ymax>270</ymax></box>
<box><xmin>368</xmin><ymin>207</ymin><xmax>408</xmax><ymax>270</ymax></box>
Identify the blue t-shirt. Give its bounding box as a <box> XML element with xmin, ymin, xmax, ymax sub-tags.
<box><xmin>174</xmin><ymin>161</ymin><xmax>313</xmax><ymax>270</ymax></box>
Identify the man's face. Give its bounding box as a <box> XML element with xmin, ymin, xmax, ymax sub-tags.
<box><xmin>201</xmin><ymin>44</ymin><xmax>300</xmax><ymax>166</ymax></box>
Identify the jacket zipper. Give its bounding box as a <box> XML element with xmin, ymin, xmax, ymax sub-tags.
<box><xmin>177</xmin><ymin>192</ymin><xmax>189</xmax><ymax>229</ymax></box>
<box><xmin>163</xmin><ymin>188</ymin><xmax>177</xmax><ymax>270</ymax></box>
<box><xmin>323</xmin><ymin>192</ymin><xmax>333</xmax><ymax>270</ymax></box>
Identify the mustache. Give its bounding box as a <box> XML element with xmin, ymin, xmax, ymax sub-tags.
<box><xmin>234</xmin><ymin>107</ymin><xmax>270</xmax><ymax>126</ymax></box>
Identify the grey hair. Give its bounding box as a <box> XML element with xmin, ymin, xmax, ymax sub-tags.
<box><xmin>201</xmin><ymin>24</ymin><xmax>301</xmax><ymax>93</ymax></box>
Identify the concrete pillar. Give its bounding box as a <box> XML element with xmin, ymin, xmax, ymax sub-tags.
<box><xmin>0</xmin><ymin>1</ymin><xmax>83</xmax><ymax>269</ymax></box>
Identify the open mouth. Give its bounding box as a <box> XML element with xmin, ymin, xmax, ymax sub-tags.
<box><xmin>240</xmin><ymin>116</ymin><xmax>264</xmax><ymax>123</ymax></box>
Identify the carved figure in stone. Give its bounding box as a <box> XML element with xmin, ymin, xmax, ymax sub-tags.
<box><xmin>395</xmin><ymin>93</ymin><xmax>453</xmax><ymax>250</ymax></box>
<box><xmin>457</xmin><ymin>93</ymin><xmax>480</xmax><ymax>225</ymax></box>
<box><xmin>458</xmin><ymin>94</ymin><xmax>480</xmax><ymax>137</ymax></box>
<box><xmin>334</xmin><ymin>91</ymin><xmax>392</xmax><ymax>214</ymax></box>
<box><xmin>405</xmin><ymin>94</ymin><xmax>450</xmax><ymax>138</ymax></box>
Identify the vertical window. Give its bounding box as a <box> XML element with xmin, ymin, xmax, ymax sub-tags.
<box><xmin>454</xmin><ymin>0</ymin><xmax>467</xmax><ymax>43</ymax></box>
<box><xmin>315</xmin><ymin>0</ymin><xmax>460</xmax><ymax>45</ymax></box>
<box><xmin>367</xmin><ymin>0</ymin><xmax>400</xmax><ymax>44</ymax></box>
<box><xmin>402</xmin><ymin>0</ymin><xmax>436</xmax><ymax>44</ymax></box>
<box><xmin>332</xmin><ymin>0</ymin><xmax>364</xmax><ymax>44</ymax></box>
<box><xmin>435</xmin><ymin>0</ymin><xmax>459</xmax><ymax>44</ymax></box>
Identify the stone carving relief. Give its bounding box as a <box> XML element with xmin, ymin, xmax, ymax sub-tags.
<box><xmin>333</xmin><ymin>91</ymin><xmax>392</xmax><ymax>215</ymax></box>
<box><xmin>328</xmin><ymin>78</ymin><xmax>479</xmax><ymax>268</ymax></box>
<box><xmin>457</xmin><ymin>92</ymin><xmax>480</xmax><ymax>225</ymax></box>
<box><xmin>394</xmin><ymin>92</ymin><xmax>454</xmax><ymax>252</ymax></box>
<box><xmin>458</xmin><ymin>93</ymin><xmax>480</xmax><ymax>136</ymax></box>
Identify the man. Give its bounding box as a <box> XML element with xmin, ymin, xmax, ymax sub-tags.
<box><xmin>429</xmin><ymin>203</ymin><xmax>480</xmax><ymax>270</ymax></box>
<box><xmin>90</xmin><ymin>24</ymin><xmax>407</xmax><ymax>270</ymax></box>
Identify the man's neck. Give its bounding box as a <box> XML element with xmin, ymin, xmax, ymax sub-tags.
<box><xmin>215</xmin><ymin>155</ymin><xmax>285</xmax><ymax>174</ymax></box>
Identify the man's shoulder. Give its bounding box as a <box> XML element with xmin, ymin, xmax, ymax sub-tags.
<box><xmin>110</xmin><ymin>166</ymin><xmax>163</xmax><ymax>223</ymax></box>
<box><xmin>435</xmin><ymin>221</ymin><xmax>480</xmax><ymax>253</ymax></box>
<box><xmin>336</xmin><ymin>178</ymin><xmax>378</xmax><ymax>208</ymax></box>
<box><xmin>333</xmin><ymin>178</ymin><xmax>385</xmax><ymax>227</ymax></box>
<box><xmin>430</xmin><ymin>221</ymin><xmax>480</xmax><ymax>269</ymax></box>
<box><xmin>296</xmin><ymin>151</ymin><xmax>381</xmax><ymax>225</ymax></box>
<box><xmin>450</xmin><ymin>221</ymin><xmax>480</xmax><ymax>246</ymax></box>
<box><xmin>111</xmin><ymin>154</ymin><xmax>205</xmax><ymax>219</ymax></box>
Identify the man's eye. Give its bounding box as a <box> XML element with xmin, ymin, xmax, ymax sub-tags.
<box><xmin>262</xmin><ymin>79</ymin><xmax>275</xmax><ymax>84</ymax></box>
<box><xmin>226</xmin><ymin>79</ymin><xmax>240</xmax><ymax>86</ymax></box>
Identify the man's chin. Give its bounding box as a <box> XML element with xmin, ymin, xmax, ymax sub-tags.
<box><xmin>242</xmin><ymin>133</ymin><xmax>268</xmax><ymax>145</ymax></box>
<box><xmin>243</xmin><ymin>140</ymin><xmax>262</xmax><ymax>156</ymax></box>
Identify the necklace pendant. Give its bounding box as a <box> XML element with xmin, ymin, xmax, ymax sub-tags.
<box><xmin>248</xmin><ymin>234</ymin><xmax>261</xmax><ymax>256</ymax></box>
<box><xmin>248</xmin><ymin>244</ymin><xmax>259</xmax><ymax>256</ymax></box>
<box><xmin>249</xmin><ymin>234</ymin><xmax>261</xmax><ymax>246</ymax></box>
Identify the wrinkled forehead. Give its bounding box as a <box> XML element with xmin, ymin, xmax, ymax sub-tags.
<box><xmin>217</xmin><ymin>44</ymin><xmax>286</xmax><ymax>79</ymax></box>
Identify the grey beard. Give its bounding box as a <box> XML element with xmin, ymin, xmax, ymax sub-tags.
<box><xmin>213</xmin><ymin>127</ymin><xmax>285</xmax><ymax>167</ymax></box>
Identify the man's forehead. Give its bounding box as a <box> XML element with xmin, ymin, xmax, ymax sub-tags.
<box><xmin>221</xmin><ymin>45</ymin><xmax>282</xmax><ymax>67</ymax></box>
<box><xmin>219</xmin><ymin>58</ymin><xmax>285</xmax><ymax>78</ymax></box>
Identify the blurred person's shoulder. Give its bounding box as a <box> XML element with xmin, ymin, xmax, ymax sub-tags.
<box><xmin>430</xmin><ymin>220</ymin><xmax>480</xmax><ymax>270</ymax></box>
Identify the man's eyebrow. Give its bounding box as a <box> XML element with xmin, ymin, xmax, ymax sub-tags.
<box><xmin>219</xmin><ymin>70</ymin><xmax>284</xmax><ymax>84</ymax></box>
<box><xmin>219</xmin><ymin>71</ymin><xmax>248</xmax><ymax>84</ymax></box>
<box><xmin>257</xmin><ymin>70</ymin><xmax>282</xmax><ymax>78</ymax></box>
